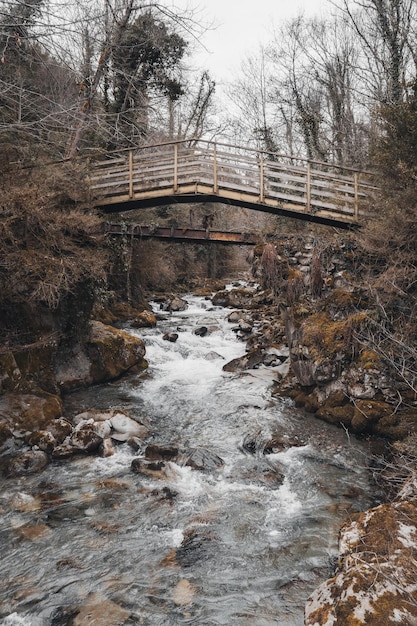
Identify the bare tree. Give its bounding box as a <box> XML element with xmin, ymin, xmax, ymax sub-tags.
<box><xmin>225</xmin><ymin>47</ymin><xmax>281</xmax><ymax>152</ymax></box>
<box><xmin>339</xmin><ymin>0</ymin><xmax>417</xmax><ymax>104</ymax></box>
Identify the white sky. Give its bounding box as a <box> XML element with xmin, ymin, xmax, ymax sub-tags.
<box><xmin>170</xmin><ymin>0</ymin><xmax>333</xmax><ymax>86</ymax></box>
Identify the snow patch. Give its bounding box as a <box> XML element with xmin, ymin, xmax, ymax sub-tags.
<box><xmin>397</xmin><ymin>521</ymin><xmax>417</xmax><ymax>548</ymax></box>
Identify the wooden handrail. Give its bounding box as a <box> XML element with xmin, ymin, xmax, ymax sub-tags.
<box><xmin>92</xmin><ymin>137</ymin><xmax>374</xmax><ymax>177</ymax></box>
<box><xmin>89</xmin><ymin>138</ymin><xmax>375</xmax><ymax>228</ymax></box>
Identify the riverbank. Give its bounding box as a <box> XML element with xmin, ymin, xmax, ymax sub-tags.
<box><xmin>0</xmin><ymin>288</ymin><xmax>379</xmax><ymax>625</ymax></box>
<box><xmin>1</xmin><ymin>232</ymin><xmax>417</xmax><ymax>623</ymax></box>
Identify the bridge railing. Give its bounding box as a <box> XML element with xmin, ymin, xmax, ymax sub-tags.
<box><xmin>89</xmin><ymin>138</ymin><xmax>375</xmax><ymax>224</ymax></box>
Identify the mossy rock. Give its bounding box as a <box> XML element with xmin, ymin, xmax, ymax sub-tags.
<box><xmin>324</xmin><ymin>288</ymin><xmax>357</xmax><ymax>309</ymax></box>
<box><xmin>350</xmin><ymin>400</ymin><xmax>391</xmax><ymax>434</ymax></box>
<box><xmin>87</xmin><ymin>321</ymin><xmax>147</xmax><ymax>384</ymax></box>
<box><xmin>325</xmin><ymin>390</ymin><xmax>349</xmax><ymax>408</ymax></box>
<box><xmin>301</xmin><ymin>311</ymin><xmax>367</xmax><ymax>362</ymax></box>
<box><xmin>316</xmin><ymin>403</ymin><xmax>354</xmax><ymax>426</ymax></box>
<box><xmin>131</xmin><ymin>310</ymin><xmax>157</xmax><ymax>328</ymax></box>
<box><xmin>373</xmin><ymin>410</ymin><xmax>414</xmax><ymax>440</ymax></box>
<box><xmin>13</xmin><ymin>345</ymin><xmax>58</xmax><ymax>395</ymax></box>
<box><xmin>306</xmin><ymin>499</ymin><xmax>417</xmax><ymax>625</ymax></box>
<box><xmin>0</xmin><ymin>392</ymin><xmax>63</xmax><ymax>432</ymax></box>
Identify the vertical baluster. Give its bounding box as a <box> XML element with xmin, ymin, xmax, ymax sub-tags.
<box><xmin>213</xmin><ymin>142</ymin><xmax>218</xmax><ymax>193</ymax></box>
<box><xmin>354</xmin><ymin>172</ymin><xmax>359</xmax><ymax>221</ymax></box>
<box><xmin>306</xmin><ymin>163</ymin><xmax>311</xmax><ymax>213</ymax></box>
<box><xmin>129</xmin><ymin>149</ymin><xmax>133</xmax><ymax>199</ymax></box>
<box><xmin>259</xmin><ymin>153</ymin><xmax>265</xmax><ymax>203</ymax></box>
<box><xmin>174</xmin><ymin>143</ymin><xmax>178</xmax><ymax>192</ymax></box>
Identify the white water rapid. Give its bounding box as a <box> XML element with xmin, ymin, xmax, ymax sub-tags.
<box><xmin>0</xmin><ymin>289</ymin><xmax>377</xmax><ymax>626</ymax></box>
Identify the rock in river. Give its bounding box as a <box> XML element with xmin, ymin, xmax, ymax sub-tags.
<box><xmin>110</xmin><ymin>413</ymin><xmax>148</xmax><ymax>441</ymax></box>
<box><xmin>183</xmin><ymin>447</ymin><xmax>224</xmax><ymax>472</ymax></box>
<box><xmin>6</xmin><ymin>450</ymin><xmax>49</xmax><ymax>477</ymax></box>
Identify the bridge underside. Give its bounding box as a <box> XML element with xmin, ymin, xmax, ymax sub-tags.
<box><xmin>97</xmin><ymin>189</ymin><xmax>359</xmax><ymax>231</ymax></box>
<box><xmin>104</xmin><ymin>223</ymin><xmax>260</xmax><ymax>244</ymax></box>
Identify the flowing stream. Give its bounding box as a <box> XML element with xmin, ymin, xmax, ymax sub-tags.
<box><xmin>0</xmin><ymin>289</ymin><xmax>378</xmax><ymax>625</ymax></box>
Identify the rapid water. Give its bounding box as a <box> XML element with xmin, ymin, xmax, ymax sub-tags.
<box><xmin>0</xmin><ymin>291</ymin><xmax>376</xmax><ymax>625</ymax></box>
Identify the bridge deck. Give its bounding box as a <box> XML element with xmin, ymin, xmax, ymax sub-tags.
<box><xmin>90</xmin><ymin>139</ymin><xmax>374</xmax><ymax>229</ymax></box>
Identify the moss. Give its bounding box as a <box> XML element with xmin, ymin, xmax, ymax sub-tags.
<box><xmin>13</xmin><ymin>345</ymin><xmax>58</xmax><ymax>395</ymax></box>
<box><xmin>324</xmin><ymin>288</ymin><xmax>357</xmax><ymax>308</ymax></box>
<box><xmin>358</xmin><ymin>348</ymin><xmax>381</xmax><ymax>370</ymax></box>
<box><xmin>325</xmin><ymin>390</ymin><xmax>349</xmax><ymax>408</ymax></box>
<box><xmin>87</xmin><ymin>321</ymin><xmax>147</xmax><ymax>384</ymax></box>
<box><xmin>288</xmin><ymin>267</ymin><xmax>303</xmax><ymax>281</ymax></box>
<box><xmin>316</xmin><ymin>403</ymin><xmax>354</xmax><ymax>426</ymax></box>
<box><xmin>301</xmin><ymin>311</ymin><xmax>367</xmax><ymax>362</ymax></box>
<box><xmin>0</xmin><ymin>392</ymin><xmax>63</xmax><ymax>431</ymax></box>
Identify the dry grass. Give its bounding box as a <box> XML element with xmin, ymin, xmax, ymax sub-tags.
<box><xmin>0</xmin><ymin>163</ymin><xmax>107</xmax><ymax>311</ymax></box>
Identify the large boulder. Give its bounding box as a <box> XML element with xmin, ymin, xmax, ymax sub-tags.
<box><xmin>212</xmin><ymin>288</ymin><xmax>254</xmax><ymax>308</ymax></box>
<box><xmin>131</xmin><ymin>310</ymin><xmax>157</xmax><ymax>328</ymax></box>
<box><xmin>56</xmin><ymin>321</ymin><xmax>147</xmax><ymax>390</ymax></box>
<box><xmin>223</xmin><ymin>349</ymin><xmax>264</xmax><ymax>372</ymax></box>
<box><xmin>0</xmin><ymin>392</ymin><xmax>63</xmax><ymax>432</ymax></box>
<box><xmin>87</xmin><ymin>321</ymin><xmax>147</xmax><ymax>383</ymax></box>
<box><xmin>305</xmin><ymin>485</ymin><xmax>417</xmax><ymax>625</ymax></box>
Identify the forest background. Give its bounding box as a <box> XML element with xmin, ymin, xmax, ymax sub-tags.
<box><xmin>1</xmin><ymin>0</ymin><xmax>417</xmax><ymax>401</ymax></box>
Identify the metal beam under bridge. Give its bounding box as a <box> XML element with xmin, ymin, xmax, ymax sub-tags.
<box><xmin>103</xmin><ymin>223</ymin><xmax>261</xmax><ymax>245</ymax></box>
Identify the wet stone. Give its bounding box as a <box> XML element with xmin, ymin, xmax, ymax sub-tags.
<box><xmin>109</xmin><ymin>413</ymin><xmax>147</xmax><ymax>442</ymax></box>
<box><xmin>227</xmin><ymin>311</ymin><xmax>242</xmax><ymax>323</ymax></box>
<box><xmin>163</xmin><ymin>332</ymin><xmax>179</xmax><ymax>343</ymax></box>
<box><xmin>127</xmin><ymin>436</ymin><xmax>144</xmax><ymax>452</ymax></box>
<box><xmin>131</xmin><ymin>458</ymin><xmax>167</xmax><ymax>478</ymax></box>
<box><xmin>205</xmin><ymin>351</ymin><xmax>224</xmax><ymax>361</ymax></box>
<box><xmin>194</xmin><ymin>326</ymin><xmax>208</xmax><ymax>336</ymax></box>
<box><xmin>6</xmin><ymin>450</ymin><xmax>49</xmax><ymax>477</ymax></box>
<box><xmin>70</xmin><ymin>424</ymin><xmax>102</xmax><ymax>452</ymax></box>
<box><xmin>99</xmin><ymin>438</ymin><xmax>115</xmax><ymax>457</ymax></box>
<box><xmin>51</xmin><ymin>442</ymin><xmax>77</xmax><ymax>459</ymax></box>
<box><xmin>183</xmin><ymin>447</ymin><xmax>224</xmax><ymax>472</ymax></box>
<box><xmin>48</xmin><ymin>418</ymin><xmax>73</xmax><ymax>443</ymax></box>
<box><xmin>73</xmin><ymin>593</ymin><xmax>131</xmax><ymax>626</ymax></box>
<box><xmin>262</xmin><ymin>435</ymin><xmax>304</xmax><ymax>454</ymax></box>
<box><xmin>222</xmin><ymin>349</ymin><xmax>264</xmax><ymax>372</ymax></box>
<box><xmin>28</xmin><ymin>430</ymin><xmax>57</xmax><ymax>453</ymax></box>
<box><xmin>145</xmin><ymin>444</ymin><xmax>179</xmax><ymax>461</ymax></box>
<box><xmin>167</xmin><ymin>297</ymin><xmax>188</xmax><ymax>312</ymax></box>
<box><xmin>176</xmin><ymin>527</ymin><xmax>218</xmax><ymax>568</ymax></box>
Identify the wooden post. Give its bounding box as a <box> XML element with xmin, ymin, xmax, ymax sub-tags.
<box><xmin>213</xmin><ymin>142</ymin><xmax>218</xmax><ymax>193</ymax></box>
<box><xmin>174</xmin><ymin>143</ymin><xmax>178</xmax><ymax>192</ymax></box>
<box><xmin>354</xmin><ymin>172</ymin><xmax>359</xmax><ymax>221</ymax></box>
<box><xmin>129</xmin><ymin>149</ymin><xmax>134</xmax><ymax>199</ymax></box>
<box><xmin>306</xmin><ymin>163</ymin><xmax>311</xmax><ymax>213</ymax></box>
<box><xmin>259</xmin><ymin>153</ymin><xmax>265</xmax><ymax>203</ymax></box>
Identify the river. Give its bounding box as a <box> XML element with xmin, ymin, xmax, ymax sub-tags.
<box><xmin>0</xmin><ymin>287</ymin><xmax>378</xmax><ymax>625</ymax></box>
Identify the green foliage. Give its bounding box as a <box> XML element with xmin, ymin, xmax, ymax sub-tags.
<box><xmin>111</xmin><ymin>9</ymin><xmax>187</xmax><ymax>138</ymax></box>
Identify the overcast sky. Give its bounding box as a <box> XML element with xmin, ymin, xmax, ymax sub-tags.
<box><xmin>171</xmin><ymin>0</ymin><xmax>333</xmax><ymax>85</ymax></box>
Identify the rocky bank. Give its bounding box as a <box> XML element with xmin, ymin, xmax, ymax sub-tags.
<box><xmin>0</xmin><ymin>319</ymin><xmax>148</xmax><ymax>475</ymax></box>
<box><xmin>1</xmin><ymin>233</ymin><xmax>417</xmax><ymax>623</ymax></box>
<box><xmin>205</xmin><ymin>234</ymin><xmax>417</xmax><ymax>625</ymax></box>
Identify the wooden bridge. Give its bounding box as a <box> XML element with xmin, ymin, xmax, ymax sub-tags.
<box><xmin>90</xmin><ymin>139</ymin><xmax>375</xmax><ymax>229</ymax></box>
